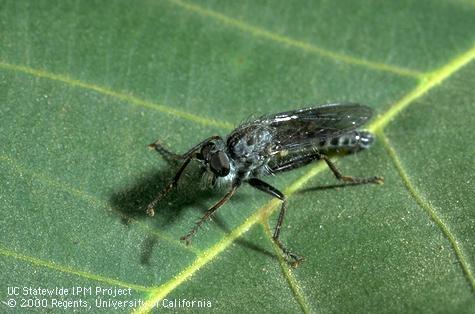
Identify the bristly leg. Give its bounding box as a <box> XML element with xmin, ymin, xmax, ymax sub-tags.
<box><xmin>271</xmin><ymin>150</ymin><xmax>384</xmax><ymax>185</ymax></box>
<box><xmin>146</xmin><ymin>136</ymin><xmax>223</xmax><ymax>217</ymax></box>
<box><xmin>321</xmin><ymin>154</ymin><xmax>384</xmax><ymax>185</ymax></box>
<box><xmin>248</xmin><ymin>178</ymin><xmax>304</xmax><ymax>267</ymax></box>
<box><xmin>180</xmin><ymin>181</ymin><xmax>241</xmax><ymax>245</ymax></box>
<box><xmin>148</xmin><ymin>140</ymin><xmax>184</xmax><ymax>165</ymax></box>
<box><xmin>260</xmin><ymin>152</ymin><xmax>382</xmax><ymax>267</ymax></box>
<box><xmin>146</xmin><ymin>157</ymin><xmax>192</xmax><ymax>217</ymax></box>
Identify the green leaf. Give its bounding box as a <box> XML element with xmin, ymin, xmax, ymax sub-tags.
<box><xmin>1</xmin><ymin>0</ymin><xmax>474</xmax><ymax>313</ymax></box>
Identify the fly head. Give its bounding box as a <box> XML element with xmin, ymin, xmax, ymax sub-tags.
<box><xmin>198</xmin><ymin>141</ymin><xmax>230</xmax><ymax>177</ymax></box>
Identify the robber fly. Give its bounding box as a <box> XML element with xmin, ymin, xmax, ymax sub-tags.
<box><xmin>146</xmin><ymin>103</ymin><xmax>383</xmax><ymax>266</ymax></box>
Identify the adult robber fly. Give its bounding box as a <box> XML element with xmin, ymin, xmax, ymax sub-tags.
<box><xmin>146</xmin><ymin>103</ymin><xmax>383</xmax><ymax>266</ymax></box>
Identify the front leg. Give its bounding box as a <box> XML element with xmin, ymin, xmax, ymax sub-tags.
<box><xmin>148</xmin><ymin>140</ymin><xmax>184</xmax><ymax>164</ymax></box>
<box><xmin>146</xmin><ymin>136</ymin><xmax>224</xmax><ymax>216</ymax></box>
<box><xmin>146</xmin><ymin>157</ymin><xmax>193</xmax><ymax>216</ymax></box>
<box><xmin>180</xmin><ymin>180</ymin><xmax>241</xmax><ymax>245</ymax></box>
<box><xmin>148</xmin><ymin>135</ymin><xmax>223</xmax><ymax>164</ymax></box>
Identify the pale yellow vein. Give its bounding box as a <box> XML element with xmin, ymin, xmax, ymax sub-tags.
<box><xmin>167</xmin><ymin>0</ymin><xmax>424</xmax><ymax>79</ymax></box>
<box><xmin>134</xmin><ymin>205</ymin><xmax>268</xmax><ymax>313</ymax></box>
<box><xmin>0</xmin><ymin>244</ymin><xmax>151</xmax><ymax>292</ymax></box>
<box><xmin>135</xmin><ymin>161</ymin><xmax>330</xmax><ymax>314</ymax></box>
<box><xmin>136</xmin><ymin>43</ymin><xmax>475</xmax><ymax>313</ymax></box>
<box><xmin>0</xmin><ymin>61</ymin><xmax>233</xmax><ymax>130</ymax></box>
<box><xmin>0</xmin><ymin>154</ymin><xmax>198</xmax><ymax>255</ymax></box>
<box><xmin>380</xmin><ymin>133</ymin><xmax>475</xmax><ymax>292</ymax></box>
<box><xmin>370</xmin><ymin>43</ymin><xmax>475</xmax><ymax>132</ymax></box>
<box><xmin>262</xmin><ymin>222</ymin><xmax>311</xmax><ymax>314</ymax></box>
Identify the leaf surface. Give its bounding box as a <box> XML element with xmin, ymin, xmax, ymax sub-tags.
<box><xmin>1</xmin><ymin>0</ymin><xmax>474</xmax><ymax>313</ymax></box>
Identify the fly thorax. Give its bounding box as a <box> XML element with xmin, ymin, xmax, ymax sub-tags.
<box><xmin>227</xmin><ymin>126</ymin><xmax>272</xmax><ymax>169</ymax></box>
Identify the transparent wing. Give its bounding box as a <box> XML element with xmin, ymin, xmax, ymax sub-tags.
<box><xmin>227</xmin><ymin>103</ymin><xmax>373</xmax><ymax>160</ymax></box>
<box><xmin>264</xmin><ymin>103</ymin><xmax>373</xmax><ymax>153</ymax></box>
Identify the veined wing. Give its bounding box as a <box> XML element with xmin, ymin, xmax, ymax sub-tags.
<box><xmin>264</xmin><ymin>103</ymin><xmax>373</xmax><ymax>153</ymax></box>
<box><xmin>226</xmin><ymin>103</ymin><xmax>373</xmax><ymax>161</ymax></box>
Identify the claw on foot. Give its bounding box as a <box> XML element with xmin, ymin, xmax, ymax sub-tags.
<box><xmin>290</xmin><ymin>256</ymin><xmax>305</xmax><ymax>268</ymax></box>
<box><xmin>180</xmin><ymin>235</ymin><xmax>192</xmax><ymax>246</ymax></box>
<box><xmin>146</xmin><ymin>206</ymin><xmax>155</xmax><ymax>217</ymax></box>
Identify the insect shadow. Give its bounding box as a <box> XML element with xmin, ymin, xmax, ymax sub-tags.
<box><xmin>297</xmin><ymin>181</ymin><xmax>371</xmax><ymax>194</ymax></box>
<box><xmin>139</xmin><ymin>234</ymin><xmax>158</xmax><ymax>266</ymax></box>
<box><xmin>109</xmin><ymin>166</ymin><xmax>275</xmax><ymax>261</ymax></box>
<box><xmin>109</xmin><ymin>166</ymin><xmax>220</xmax><ymax>227</ymax></box>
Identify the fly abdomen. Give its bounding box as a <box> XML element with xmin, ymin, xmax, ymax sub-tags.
<box><xmin>318</xmin><ymin>131</ymin><xmax>374</xmax><ymax>153</ymax></box>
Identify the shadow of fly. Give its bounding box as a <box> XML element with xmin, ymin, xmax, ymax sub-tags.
<box><xmin>146</xmin><ymin>103</ymin><xmax>383</xmax><ymax>267</ymax></box>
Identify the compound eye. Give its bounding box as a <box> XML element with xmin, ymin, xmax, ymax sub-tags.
<box><xmin>209</xmin><ymin>151</ymin><xmax>230</xmax><ymax>177</ymax></box>
<box><xmin>200</xmin><ymin>143</ymin><xmax>214</xmax><ymax>161</ymax></box>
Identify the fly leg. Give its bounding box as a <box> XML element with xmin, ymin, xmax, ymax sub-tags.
<box><xmin>320</xmin><ymin>155</ymin><xmax>383</xmax><ymax>185</ymax></box>
<box><xmin>146</xmin><ymin>136</ymin><xmax>223</xmax><ymax>216</ymax></box>
<box><xmin>148</xmin><ymin>140</ymin><xmax>184</xmax><ymax>164</ymax></box>
<box><xmin>248</xmin><ymin>178</ymin><xmax>304</xmax><ymax>267</ymax></box>
<box><xmin>148</xmin><ymin>135</ymin><xmax>222</xmax><ymax>164</ymax></box>
<box><xmin>271</xmin><ymin>151</ymin><xmax>383</xmax><ymax>185</ymax></box>
<box><xmin>270</xmin><ymin>151</ymin><xmax>321</xmax><ymax>173</ymax></box>
<box><xmin>146</xmin><ymin>157</ymin><xmax>192</xmax><ymax>216</ymax></box>
<box><xmin>180</xmin><ymin>181</ymin><xmax>241</xmax><ymax>245</ymax></box>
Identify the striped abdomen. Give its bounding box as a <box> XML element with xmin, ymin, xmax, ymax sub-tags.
<box><xmin>318</xmin><ymin>131</ymin><xmax>374</xmax><ymax>153</ymax></box>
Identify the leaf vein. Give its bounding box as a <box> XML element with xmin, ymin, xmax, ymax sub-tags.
<box><xmin>379</xmin><ymin>133</ymin><xmax>475</xmax><ymax>293</ymax></box>
<box><xmin>0</xmin><ymin>61</ymin><xmax>233</xmax><ymax>130</ymax></box>
<box><xmin>137</xmin><ymin>42</ymin><xmax>475</xmax><ymax>313</ymax></box>
<box><xmin>0</xmin><ymin>154</ymin><xmax>197</xmax><ymax>255</ymax></box>
<box><xmin>371</xmin><ymin>43</ymin><xmax>475</xmax><ymax>131</ymax></box>
<box><xmin>262</xmin><ymin>222</ymin><xmax>311</xmax><ymax>314</ymax></box>
<box><xmin>0</xmin><ymin>244</ymin><xmax>151</xmax><ymax>292</ymax></box>
<box><xmin>167</xmin><ymin>0</ymin><xmax>423</xmax><ymax>79</ymax></box>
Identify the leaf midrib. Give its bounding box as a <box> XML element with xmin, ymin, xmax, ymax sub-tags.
<box><xmin>1</xmin><ymin>36</ymin><xmax>474</xmax><ymax>314</ymax></box>
<box><xmin>166</xmin><ymin>0</ymin><xmax>423</xmax><ymax>79</ymax></box>
<box><xmin>1</xmin><ymin>3</ymin><xmax>474</xmax><ymax>312</ymax></box>
<box><xmin>135</xmin><ymin>44</ymin><xmax>475</xmax><ymax>313</ymax></box>
<box><xmin>0</xmin><ymin>0</ymin><xmax>429</xmax><ymax>132</ymax></box>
